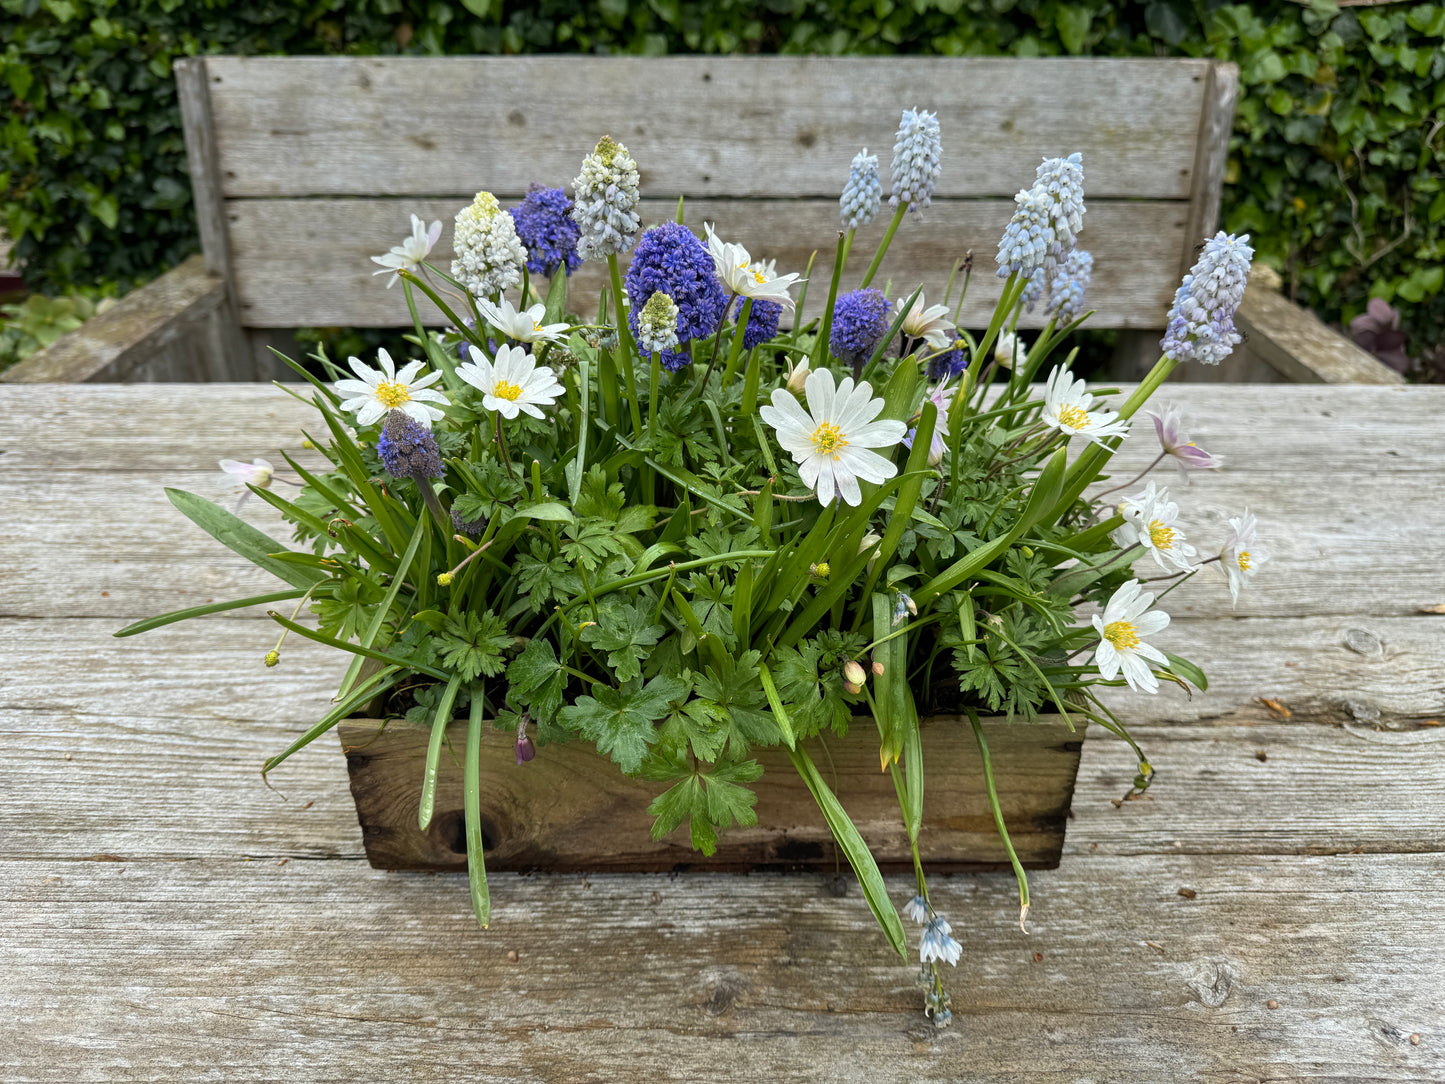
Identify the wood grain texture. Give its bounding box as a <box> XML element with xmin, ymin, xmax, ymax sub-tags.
<box><xmin>1178</xmin><ymin>62</ymin><xmax>1238</xmax><ymax>278</ymax></box>
<box><xmin>174</xmin><ymin>58</ymin><xmax>230</xmax><ymax>278</ymax></box>
<box><xmin>0</xmin><ymin>256</ymin><xmax>234</xmax><ymax>384</ymax></box>
<box><xmin>1236</xmin><ymin>278</ymin><xmax>1404</xmax><ymax>384</ymax></box>
<box><xmin>226</xmin><ymin>196</ymin><xmax>1187</xmax><ymax>329</ymax></box>
<box><xmin>204</xmin><ymin>56</ymin><xmax>1215</xmax><ymax>201</ymax></box>
<box><xmin>340</xmin><ymin>716</ymin><xmax>1083</xmax><ymax>873</ymax></box>
<box><xmin>1</xmin><ymin>854</ymin><xmax>1440</xmax><ymax>1082</ymax></box>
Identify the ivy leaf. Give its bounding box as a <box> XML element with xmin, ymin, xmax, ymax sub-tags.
<box><xmin>559</xmin><ymin>674</ymin><xmax>688</xmax><ymax>773</ymax></box>
<box><xmin>581</xmin><ymin>601</ymin><xmax>665</xmax><ymax>683</ymax></box>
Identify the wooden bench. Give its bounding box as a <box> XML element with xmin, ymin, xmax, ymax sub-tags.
<box><xmin>2</xmin><ymin>55</ymin><xmax>1398</xmax><ymax>385</ymax></box>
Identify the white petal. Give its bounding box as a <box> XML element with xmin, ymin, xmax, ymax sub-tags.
<box><xmin>837</xmin><ymin>446</ymin><xmax>898</xmax><ymax>485</ymax></box>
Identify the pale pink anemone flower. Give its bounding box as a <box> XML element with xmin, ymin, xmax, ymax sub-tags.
<box><xmin>1148</xmin><ymin>404</ymin><xmax>1223</xmax><ymax>475</ymax></box>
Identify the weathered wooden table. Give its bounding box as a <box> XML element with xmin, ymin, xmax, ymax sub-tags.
<box><xmin>3</xmin><ymin>384</ymin><xmax>1442</xmax><ymax>1082</ymax></box>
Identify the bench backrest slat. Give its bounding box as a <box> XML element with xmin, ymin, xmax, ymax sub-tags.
<box><xmin>184</xmin><ymin>55</ymin><xmax>1237</xmax><ymax>331</ymax></box>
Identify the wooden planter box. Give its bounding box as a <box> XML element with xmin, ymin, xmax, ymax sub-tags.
<box><xmin>339</xmin><ymin>716</ymin><xmax>1086</xmax><ymax>873</ymax></box>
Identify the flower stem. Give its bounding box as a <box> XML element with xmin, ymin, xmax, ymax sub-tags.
<box><xmin>495</xmin><ymin>413</ymin><xmax>515</xmax><ymax>481</ymax></box>
<box><xmin>696</xmin><ymin>290</ymin><xmax>738</xmax><ymax>393</ymax></box>
<box><xmin>859</xmin><ymin>202</ymin><xmax>908</xmax><ymax>290</ymax></box>
<box><xmin>1093</xmin><ymin>450</ymin><xmax>1168</xmax><ymax>499</ymax></box>
<box><xmin>722</xmin><ymin>297</ymin><xmax>754</xmax><ymax>388</ymax></box>
<box><xmin>606</xmin><ymin>253</ymin><xmax>645</xmax><ymax>438</ymax></box>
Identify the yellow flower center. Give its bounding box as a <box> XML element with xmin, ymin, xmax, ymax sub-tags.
<box><xmin>753</xmin><ymin>269</ymin><xmax>768</xmax><ymax>284</ymax></box>
<box><xmin>1238</xmin><ymin>550</ymin><xmax>1252</xmax><ymax>572</ymax></box>
<box><xmin>375</xmin><ymin>381</ymin><xmax>411</xmax><ymax>409</ymax></box>
<box><xmin>1056</xmin><ymin>404</ymin><xmax>1089</xmax><ymax>430</ymax></box>
<box><xmin>1148</xmin><ymin>520</ymin><xmax>1175</xmax><ymax>550</ymax></box>
<box><xmin>1103</xmin><ymin>620</ymin><xmax>1140</xmax><ymax>650</ymax></box>
<box><xmin>811</xmin><ymin>420</ymin><xmax>849</xmax><ymax>457</ymax></box>
<box><xmin>814</xmin><ymin>562</ymin><xmax>831</xmax><ymax>578</ymax></box>
<box><xmin>493</xmin><ymin>380</ymin><xmax>524</xmax><ymax>401</ymax></box>
<box><xmin>532</xmin><ymin>320</ymin><xmax>544</xmax><ymax>334</ymax></box>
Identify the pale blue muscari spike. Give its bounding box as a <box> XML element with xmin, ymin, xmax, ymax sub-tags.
<box><xmin>1035</xmin><ymin>153</ymin><xmax>1086</xmax><ymax>254</ymax></box>
<box><xmin>889</xmin><ymin>108</ymin><xmax>942</xmax><ymax>212</ymax></box>
<box><xmin>1020</xmin><ymin>267</ymin><xmax>1048</xmax><ymax>312</ymax></box>
<box><xmin>1048</xmin><ymin>248</ymin><xmax>1093</xmax><ymax>324</ymax></box>
<box><xmin>996</xmin><ymin>185</ymin><xmax>1057</xmax><ymax>279</ymax></box>
<box><xmin>1160</xmin><ymin>232</ymin><xmax>1254</xmax><ymax>365</ymax></box>
<box><xmin>840</xmin><ymin>148</ymin><xmax>882</xmax><ymax>229</ymax></box>
<box><xmin>571</xmin><ymin>136</ymin><xmax>642</xmax><ymax>262</ymax></box>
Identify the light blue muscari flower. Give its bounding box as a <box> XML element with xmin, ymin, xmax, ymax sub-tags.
<box><xmin>571</xmin><ymin>136</ymin><xmax>641</xmax><ymax>262</ymax></box>
<box><xmin>996</xmin><ymin>153</ymin><xmax>1086</xmax><ymax>279</ymax></box>
<box><xmin>1049</xmin><ymin>248</ymin><xmax>1093</xmax><ymax>324</ymax></box>
<box><xmin>1020</xmin><ymin>267</ymin><xmax>1048</xmax><ymax>312</ymax></box>
<box><xmin>889</xmin><ymin>109</ymin><xmax>942</xmax><ymax>212</ymax></box>
<box><xmin>840</xmin><ymin>148</ymin><xmax>882</xmax><ymax>229</ymax></box>
<box><xmin>920</xmin><ymin>914</ymin><xmax>963</xmax><ymax>966</ymax></box>
<box><xmin>1160</xmin><ymin>232</ymin><xmax>1254</xmax><ymax>366</ymax></box>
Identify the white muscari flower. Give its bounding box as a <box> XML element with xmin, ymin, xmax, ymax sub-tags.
<box><xmin>452</xmin><ymin>191</ymin><xmax>526</xmax><ymax>299</ymax></box>
<box><xmin>1161</xmin><ymin>232</ymin><xmax>1254</xmax><ymax>366</ymax></box>
<box><xmin>840</xmin><ymin>148</ymin><xmax>882</xmax><ymax>229</ymax></box>
<box><xmin>920</xmin><ymin>914</ymin><xmax>962</xmax><ymax>966</ymax></box>
<box><xmin>477</xmin><ymin>296</ymin><xmax>569</xmax><ymax>345</ymax></box>
<box><xmin>1091</xmin><ymin>580</ymin><xmax>1170</xmax><ymax>694</ymax></box>
<box><xmin>370</xmin><ymin>214</ymin><xmax>442</xmax><ymax>288</ymax></box>
<box><xmin>1112</xmin><ymin>481</ymin><xmax>1198</xmax><ymax>572</ymax></box>
<box><xmin>571</xmin><ymin>136</ymin><xmax>641</xmax><ymax>262</ymax></box>
<box><xmin>759</xmin><ymin>367</ymin><xmax>907</xmax><ymax>507</ymax></box>
<box><xmin>457</xmin><ymin>343</ymin><xmax>564</xmax><ymax>421</ymax></box>
<box><xmin>635</xmin><ymin>291</ymin><xmax>681</xmax><ymax>356</ymax></box>
<box><xmin>889</xmin><ymin>108</ymin><xmax>943</xmax><ymax>211</ymax></box>
<box><xmin>334</xmin><ymin>348</ymin><xmax>449</xmax><ymax>429</ymax></box>
<box><xmin>703</xmin><ymin>224</ymin><xmax>802</xmax><ymax>311</ymax></box>
<box><xmin>1219</xmin><ymin>509</ymin><xmax>1268</xmax><ymax>606</ymax></box>
<box><xmin>1148</xmin><ymin>404</ymin><xmax>1223</xmax><ymax>474</ymax></box>
<box><xmin>903</xmin><ymin>895</ymin><xmax>930</xmax><ymax>925</ymax></box>
<box><xmin>899</xmin><ymin>291</ymin><xmax>954</xmax><ymax>351</ymax></box>
<box><xmin>1041</xmin><ymin>365</ymin><xmax>1130</xmax><ymax>446</ymax></box>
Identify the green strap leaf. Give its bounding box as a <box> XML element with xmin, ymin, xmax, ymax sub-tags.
<box><xmin>788</xmin><ymin>746</ymin><xmax>906</xmax><ymax>960</ymax></box>
<box><xmin>418</xmin><ymin>673</ymin><xmax>464</xmax><ymax>832</ymax></box>
<box><xmin>114</xmin><ymin>588</ymin><xmax>305</xmax><ymax>638</ymax></box>
<box><xmin>262</xmin><ymin>667</ymin><xmax>401</xmax><ymax>780</ymax></box>
<box><xmin>165</xmin><ymin>488</ymin><xmax>325</xmax><ymax>590</ymax></box>
<box><xmin>464</xmin><ymin>688</ymin><xmax>492</xmax><ymax>929</ymax></box>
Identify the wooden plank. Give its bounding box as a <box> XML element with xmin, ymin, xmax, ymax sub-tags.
<box><xmin>1178</xmin><ymin>62</ymin><xmax>1238</xmax><ymax>277</ymax></box>
<box><xmin>2</xmin><ymin>853</ymin><xmax>1440</xmax><ymax>1081</ymax></box>
<box><xmin>0</xmin><ymin>257</ymin><xmax>232</xmax><ymax>384</ymax></box>
<box><xmin>205</xmin><ymin>56</ymin><xmax>1212</xmax><ymax>201</ymax></box>
<box><xmin>1236</xmin><ymin>279</ymin><xmax>1404</xmax><ymax>384</ymax></box>
<box><xmin>5</xmin><ymin>709</ymin><xmax>1441</xmax><ymax>865</ymax></box>
<box><xmin>6</xmin><ymin>467</ymin><xmax>1445</xmax><ymax>623</ymax></box>
<box><xmin>226</xmin><ymin>196</ymin><xmax>1188</xmax><ymax>329</ymax></box>
<box><xmin>339</xmin><ymin>716</ymin><xmax>1083</xmax><ymax>874</ymax></box>
<box><xmin>6</xmin><ymin>384</ymin><xmax>1442</xmax><ymax>476</ymax></box>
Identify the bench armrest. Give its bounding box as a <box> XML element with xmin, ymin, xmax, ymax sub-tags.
<box><xmin>1235</xmin><ymin>280</ymin><xmax>1402</xmax><ymax>385</ymax></box>
<box><xmin>1</xmin><ymin>255</ymin><xmax>245</xmax><ymax>383</ymax></box>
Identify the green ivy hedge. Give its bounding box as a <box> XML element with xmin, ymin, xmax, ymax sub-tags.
<box><xmin>3</xmin><ymin>0</ymin><xmax>1442</xmax><ymax>355</ymax></box>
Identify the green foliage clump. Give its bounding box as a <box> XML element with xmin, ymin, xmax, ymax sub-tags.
<box><xmin>3</xmin><ymin>0</ymin><xmax>1442</xmax><ymax>353</ymax></box>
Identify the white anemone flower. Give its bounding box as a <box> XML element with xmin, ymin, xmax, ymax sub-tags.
<box><xmin>1219</xmin><ymin>509</ymin><xmax>1269</xmax><ymax>606</ymax></box>
<box><xmin>784</xmin><ymin>356</ymin><xmax>810</xmax><ymax>394</ymax></box>
<box><xmin>334</xmin><ymin>348</ymin><xmax>449</xmax><ymax>429</ymax></box>
<box><xmin>994</xmin><ymin>330</ymin><xmax>1025</xmax><ymax>370</ymax></box>
<box><xmin>370</xmin><ymin>214</ymin><xmax>442</xmax><ymax>288</ymax></box>
<box><xmin>759</xmin><ymin>368</ymin><xmax>908</xmax><ymax>507</ymax></box>
<box><xmin>1091</xmin><ymin>580</ymin><xmax>1170</xmax><ymax>694</ymax></box>
<box><xmin>1042</xmin><ymin>365</ymin><xmax>1130</xmax><ymax>446</ymax></box>
<box><xmin>457</xmin><ymin>343</ymin><xmax>564</xmax><ymax>420</ymax></box>
<box><xmin>1112</xmin><ymin>482</ymin><xmax>1198</xmax><ymax>572</ymax></box>
<box><xmin>899</xmin><ymin>291</ymin><xmax>954</xmax><ymax>351</ymax></box>
<box><xmin>477</xmin><ymin>296</ymin><xmax>570</xmax><ymax>345</ymax></box>
<box><xmin>703</xmin><ymin>223</ymin><xmax>802</xmax><ymax>310</ymax></box>
<box><xmin>219</xmin><ymin>457</ymin><xmax>274</xmax><ymax>511</ymax></box>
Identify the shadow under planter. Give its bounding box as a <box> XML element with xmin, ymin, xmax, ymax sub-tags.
<box><xmin>338</xmin><ymin>715</ymin><xmax>1085</xmax><ymax>874</ymax></box>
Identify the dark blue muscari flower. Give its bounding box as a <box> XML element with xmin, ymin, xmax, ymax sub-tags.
<box><xmin>378</xmin><ymin>410</ymin><xmax>443</xmax><ymax>481</ymax></box>
<box><xmin>830</xmin><ymin>288</ymin><xmax>891</xmax><ymax>366</ymax></box>
<box><xmin>510</xmin><ymin>184</ymin><xmax>582</xmax><ymax>277</ymax></box>
<box><xmin>732</xmin><ymin>295</ymin><xmax>782</xmax><ymax>351</ymax></box>
<box><xmin>927</xmin><ymin>335</ymin><xmax>967</xmax><ymax>381</ymax></box>
<box><xmin>624</xmin><ymin>222</ymin><xmax>727</xmax><ymax>372</ymax></box>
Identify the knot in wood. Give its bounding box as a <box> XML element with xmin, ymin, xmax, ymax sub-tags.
<box><xmin>1343</xmin><ymin>627</ymin><xmax>1384</xmax><ymax>657</ymax></box>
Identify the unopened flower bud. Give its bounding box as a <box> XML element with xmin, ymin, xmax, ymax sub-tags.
<box><xmin>843</xmin><ymin>681</ymin><xmax>863</xmax><ymax>695</ymax></box>
<box><xmin>264</xmin><ymin>650</ymin><xmax>280</xmax><ymax>668</ymax></box>
<box><xmin>811</xmin><ymin>561</ymin><xmax>831</xmax><ymax>579</ymax></box>
<box><xmin>786</xmin><ymin>358</ymin><xmax>811</xmax><ymax>394</ymax></box>
<box><xmin>871</xmin><ymin>659</ymin><xmax>885</xmax><ymax>677</ymax></box>
<box><xmin>437</xmin><ymin>572</ymin><xmax>454</xmax><ymax>587</ymax></box>
<box><xmin>843</xmin><ymin>660</ymin><xmax>867</xmax><ymax>687</ymax></box>
<box><xmin>515</xmin><ymin>733</ymin><xmax>536</xmax><ymax>765</ymax></box>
